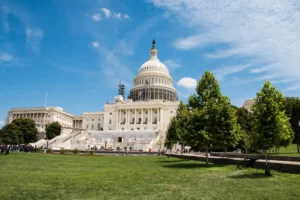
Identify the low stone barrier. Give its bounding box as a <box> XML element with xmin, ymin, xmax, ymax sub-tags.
<box><xmin>51</xmin><ymin>150</ymin><xmax>163</xmax><ymax>156</ymax></box>
<box><xmin>210</xmin><ymin>152</ymin><xmax>300</xmax><ymax>162</ymax></box>
<box><xmin>167</xmin><ymin>153</ymin><xmax>300</xmax><ymax>174</ymax></box>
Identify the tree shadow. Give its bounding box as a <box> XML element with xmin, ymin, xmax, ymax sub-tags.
<box><xmin>158</xmin><ymin>160</ymin><xmax>186</xmax><ymax>163</ymax></box>
<box><xmin>229</xmin><ymin>172</ymin><xmax>273</xmax><ymax>179</ymax></box>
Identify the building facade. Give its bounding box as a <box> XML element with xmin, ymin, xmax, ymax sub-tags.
<box><xmin>5</xmin><ymin>41</ymin><xmax>179</xmax><ymax>151</ymax></box>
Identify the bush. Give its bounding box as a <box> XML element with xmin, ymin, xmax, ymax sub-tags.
<box><xmin>36</xmin><ymin>148</ymin><xmax>42</xmax><ymax>153</ymax></box>
<box><xmin>88</xmin><ymin>150</ymin><xmax>94</xmax><ymax>156</ymax></box>
<box><xmin>60</xmin><ymin>147</ymin><xmax>66</xmax><ymax>155</ymax></box>
<box><xmin>73</xmin><ymin>148</ymin><xmax>79</xmax><ymax>155</ymax></box>
<box><xmin>46</xmin><ymin>148</ymin><xmax>53</xmax><ymax>154</ymax></box>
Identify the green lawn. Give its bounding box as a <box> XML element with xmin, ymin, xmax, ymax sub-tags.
<box><xmin>270</xmin><ymin>144</ymin><xmax>300</xmax><ymax>156</ymax></box>
<box><xmin>1</xmin><ymin>153</ymin><xmax>300</xmax><ymax>200</ymax></box>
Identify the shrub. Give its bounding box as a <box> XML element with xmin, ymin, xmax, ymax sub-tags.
<box><xmin>73</xmin><ymin>148</ymin><xmax>79</xmax><ymax>155</ymax></box>
<box><xmin>60</xmin><ymin>147</ymin><xmax>66</xmax><ymax>155</ymax></box>
<box><xmin>46</xmin><ymin>148</ymin><xmax>53</xmax><ymax>154</ymax></box>
<box><xmin>36</xmin><ymin>148</ymin><xmax>42</xmax><ymax>153</ymax></box>
<box><xmin>88</xmin><ymin>150</ymin><xmax>94</xmax><ymax>156</ymax></box>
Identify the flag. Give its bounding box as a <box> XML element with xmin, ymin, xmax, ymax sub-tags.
<box><xmin>138</xmin><ymin>91</ymin><xmax>142</xmax><ymax>96</ymax></box>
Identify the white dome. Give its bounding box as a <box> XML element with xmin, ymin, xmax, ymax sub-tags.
<box><xmin>139</xmin><ymin>60</ymin><xmax>169</xmax><ymax>74</ymax></box>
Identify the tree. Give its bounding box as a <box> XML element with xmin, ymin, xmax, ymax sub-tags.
<box><xmin>12</xmin><ymin>118</ymin><xmax>38</xmax><ymax>144</ymax></box>
<box><xmin>188</xmin><ymin>71</ymin><xmax>240</xmax><ymax>164</ymax></box>
<box><xmin>164</xmin><ymin>101</ymin><xmax>190</xmax><ymax>159</ymax></box>
<box><xmin>46</xmin><ymin>122</ymin><xmax>62</xmax><ymax>140</ymax></box>
<box><xmin>284</xmin><ymin>97</ymin><xmax>300</xmax><ymax>152</ymax></box>
<box><xmin>0</xmin><ymin>123</ymin><xmax>22</xmax><ymax>144</ymax></box>
<box><xmin>165</xmin><ymin>117</ymin><xmax>178</xmax><ymax>149</ymax></box>
<box><xmin>232</xmin><ymin>106</ymin><xmax>254</xmax><ymax>152</ymax></box>
<box><xmin>252</xmin><ymin>81</ymin><xmax>294</xmax><ymax>175</ymax></box>
<box><xmin>156</xmin><ymin>130</ymin><xmax>166</xmax><ymax>154</ymax></box>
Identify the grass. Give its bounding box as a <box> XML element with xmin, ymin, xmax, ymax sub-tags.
<box><xmin>0</xmin><ymin>153</ymin><xmax>300</xmax><ymax>200</ymax></box>
<box><xmin>270</xmin><ymin>144</ymin><xmax>300</xmax><ymax>156</ymax></box>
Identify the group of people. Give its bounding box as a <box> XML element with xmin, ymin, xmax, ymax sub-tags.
<box><xmin>0</xmin><ymin>144</ymin><xmax>37</xmax><ymax>155</ymax></box>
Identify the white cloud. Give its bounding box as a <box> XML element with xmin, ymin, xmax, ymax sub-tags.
<box><xmin>99</xmin><ymin>8</ymin><xmax>129</xmax><ymax>20</ymax></box>
<box><xmin>92</xmin><ymin>14</ymin><xmax>101</xmax><ymax>21</ymax></box>
<box><xmin>114</xmin><ymin>12</ymin><xmax>121</xmax><ymax>19</ymax></box>
<box><xmin>101</xmin><ymin>8</ymin><xmax>111</xmax><ymax>18</ymax></box>
<box><xmin>0</xmin><ymin>121</ymin><xmax>4</xmax><ymax>125</ymax></box>
<box><xmin>25</xmin><ymin>28</ymin><xmax>44</xmax><ymax>53</ymax></box>
<box><xmin>92</xmin><ymin>42</ymin><xmax>99</xmax><ymax>48</ymax></box>
<box><xmin>0</xmin><ymin>52</ymin><xmax>13</xmax><ymax>61</ymax></box>
<box><xmin>177</xmin><ymin>77</ymin><xmax>197</xmax><ymax>89</ymax></box>
<box><xmin>149</xmin><ymin>0</ymin><xmax>300</xmax><ymax>91</ymax></box>
<box><xmin>123</xmin><ymin>14</ymin><xmax>130</xmax><ymax>19</ymax></box>
<box><xmin>163</xmin><ymin>59</ymin><xmax>181</xmax><ymax>69</ymax></box>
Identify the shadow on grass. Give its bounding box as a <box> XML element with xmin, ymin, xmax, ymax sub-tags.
<box><xmin>162</xmin><ymin>163</ymin><xmax>221</xmax><ymax>169</ymax></box>
<box><xmin>229</xmin><ymin>172</ymin><xmax>272</xmax><ymax>179</ymax></box>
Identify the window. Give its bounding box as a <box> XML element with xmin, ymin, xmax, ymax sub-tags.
<box><xmin>92</xmin><ymin>125</ymin><xmax>94</xmax><ymax>129</ymax></box>
<box><xmin>170</xmin><ymin>110</ymin><xmax>173</xmax><ymax>113</ymax></box>
<box><xmin>87</xmin><ymin>119</ymin><xmax>89</xmax><ymax>121</ymax></box>
<box><xmin>86</xmin><ymin>124</ymin><xmax>89</xmax><ymax>129</ymax></box>
<box><xmin>98</xmin><ymin>119</ymin><xmax>100</xmax><ymax>121</ymax></box>
<box><xmin>110</xmin><ymin>112</ymin><xmax>112</xmax><ymax>115</ymax></box>
<box><xmin>92</xmin><ymin>119</ymin><xmax>94</xmax><ymax>121</ymax></box>
<box><xmin>109</xmin><ymin>120</ymin><xmax>112</xmax><ymax>124</ymax></box>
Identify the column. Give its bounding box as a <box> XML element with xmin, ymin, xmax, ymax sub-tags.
<box><xmin>141</xmin><ymin>109</ymin><xmax>144</xmax><ymax>124</ymax></box>
<box><xmin>134</xmin><ymin>109</ymin><xmax>137</xmax><ymax>124</ymax></box>
<box><xmin>150</xmin><ymin>108</ymin><xmax>152</xmax><ymax>123</ymax></box>
<box><xmin>147</xmin><ymin>109</ymin><xmax>150</xmax><ymax>124</ymax></box>
<box><xmin>116</xmin><ymin>109</ymin><xmax>119</xmax><ymax>124</ymax></box>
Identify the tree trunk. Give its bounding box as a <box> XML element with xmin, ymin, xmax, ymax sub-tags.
<box><xmin>181</xmin><ymin>144</ymin><xmax>183</xmax><ymax>160</ymax></box>
<box><xmin>265</xmin><ymin>151</ymin><xmax>272</xmax><ymax>176</ymax></box>
<box><xmin>297</xmin><ymin>143</ymin><xmax>300</xmax><ymax>153</ymax></box>
<box><xmin>205</xmin><ymin>145</ymin><xmax>209</xmax><ymax>165</ymax></box>
<box><xmin>245</xmin><ymin>148</ymin><xmax>248</xmax><ymax>158</ymax></box>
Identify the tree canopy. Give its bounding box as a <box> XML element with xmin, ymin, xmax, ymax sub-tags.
<box><xmin>46</xmin><ymin>122</ymin><xmax>62</xmax><ymax>140</ymax></box>
<box><xmin>284</xmin><ymin>97</ymin><xmax>300</xmax><ymax>152</ymax></box>
<box><xmin>0</xmin><ymin>118</ymin><xmax>38</xmax><ymax>144</ymax></box>
<box><xmin>187</xmin><ymin>71</ymin><xmax>240</xmax><ymax>163</ymax></box>
<box><xmin>252</xmin><ymin>81</ymin><xmax>294</xmax><ymax>150</ymax></box>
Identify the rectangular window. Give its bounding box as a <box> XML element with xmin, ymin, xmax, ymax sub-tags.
<box><xmin>86</xmin><ymin>124</ymin><xmax>89</xmax><ymax>129</ymax></box>
<box><xmin>92</xmin><ymin>119</ymin><xmax>94</xmax><ymax>121</ymax></box>
<box><xmin>92</xmin><ymin>125</ymin><xmax>94</xmax><ymax>129</ymax></box>
<box><xmin>109</xmin><ymin>120</ymin><xmax>112</xmax><ymax>124</ymax></box>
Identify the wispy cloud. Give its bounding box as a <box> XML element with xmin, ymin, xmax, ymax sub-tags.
<box><xmin>212</xmin><ymin>64</ymin><xmax>252</xmax><ymax>81</ymax></box>
<box><xmin>1</xmin><ymin>3</ymin><xmax>44</xmax><ymax>53</ymax></box>
<box><xmin>0</xmin><ymin>121</ymin><xmax>4</xmax><ymax>125</ymax></box>
<box><xmin>177</xmin><ymin>77</ymin><xmax>197</xmax><ymax>89</ymax></box>
<box><xmin>25</xmin><ymin>28</ymin><xmax>44</xmax><ymax>53</ymax></box>
<box><xmin>92</xmin><ymin>42</ymin><xmax>99</xmax><ymax>48</ymax></box>
<box><xmin>92</xmin><ymin>14</ymin><xmax>101</xmax><ymax>21</ymax></box>
<box><xmin>163</xmin><ymin>59</ymin><xmax>181</xmax><ymax>69</ymax></box>
<box><xmin>0</xmin><ymin>52</ymin><xmax>13</xmax><ymax>61</ymax></box>
<box><xmin>149</xmin><ymin>0</ymin><xmax>300</xmax><ymax>91</ymax></box>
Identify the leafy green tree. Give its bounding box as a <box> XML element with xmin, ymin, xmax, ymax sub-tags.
<box><xmin>0</xmin><ymin>123</ymin><xmax>22</xmax><ymax>144</ymax></box>
<box><xmin>165</xmin><ymin>117</ymin><xmax>178</xmax><ymax>149</ymax></box>
<box><xmin>188</xmin><ymin>71</ymin><xmax>240</xmax><ymax>164</ymax></box>
<box><xmin>164</xmin><ymin>101</ymin><xmax>190</xmax><ymax>158</ymax></box>
<box><xmin>252</xmin><ymin>81</ymin><xmax>294</xmax><ymax>175</ymax></box>
<box><xmin>284</xmin><ymin>97</ymin><xmax>300</xmax><ymax>152</ymax></box>
<box><xmin>232</xmin><ymin>106</ymin><xmax>254</xmax><ymax>152</ymax></box>
<box><xmin>46</xmin><ymin>122</ymin><xmax>62</xmax><ymax>140</ymax></box>
<box><xmin>12</xmin><ymin>118</ymin><xmax>38</xmax><ymax>144</ymax></box>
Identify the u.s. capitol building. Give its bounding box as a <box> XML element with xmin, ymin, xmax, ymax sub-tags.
<box><xmin>5</xmin><ymin>41</ymin><xmax>180</xmax><ymax>151</ymax></box>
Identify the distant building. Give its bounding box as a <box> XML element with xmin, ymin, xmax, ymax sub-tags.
<box><xmin>242</xmin><ymin>99</ymin><xmax>254</xmax><ymax>112</ymax></box>
<box><xmin>5</xmin><ymin>40</ymin><xmax>179</xmax><ymax>151</ymax></box>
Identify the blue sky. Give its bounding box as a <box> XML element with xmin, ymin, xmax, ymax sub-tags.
<box><xmin>1</xmin><ymin>0</ymin><xmax>300</xmax><ymax>127</ymax></box>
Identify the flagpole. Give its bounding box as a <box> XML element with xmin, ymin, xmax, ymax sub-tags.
<box><xmin>45</xmin><ymin>92</ymin><xmax>47</xmax><ymax>107</ymax></box>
